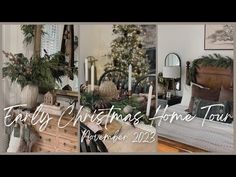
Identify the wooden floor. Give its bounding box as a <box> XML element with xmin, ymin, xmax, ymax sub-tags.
<box><xmin>157</xmin><ymin>136</ymin><xmax>207</xmax><ymax>153</ymax></box>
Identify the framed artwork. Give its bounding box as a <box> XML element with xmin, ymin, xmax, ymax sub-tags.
<box><xmin>204</xmin><ymin>24</ymin><xmax>234</xmax><ymax>50</ymax></box>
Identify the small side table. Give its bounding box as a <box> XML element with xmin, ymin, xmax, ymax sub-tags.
<box><xmin>158</xmin><ymin>96</ymin><xmax>182</xmax><ymax>108</ymax></box>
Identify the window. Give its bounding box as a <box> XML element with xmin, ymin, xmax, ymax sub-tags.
<box><xmin>41</xmin><ymin>25</ymin><xmax>63</xmax><ymax>56</ymax></box>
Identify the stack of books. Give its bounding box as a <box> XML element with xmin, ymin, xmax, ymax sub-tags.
<box><xmin>39</xmin><ymin>103</ymin><xmax>64</xmax><ymax>116</ymax></box>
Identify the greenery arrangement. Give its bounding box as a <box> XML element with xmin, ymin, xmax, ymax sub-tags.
<box><xmin>105</xmin><ymin>25</ymin><xmax>149</xmax><ymax>83</ymax></box>
<box><xmin>189</xmin><ymin>53</ymin><xmax>233</xmax><ymax>83</ymax></box>
<box><xmin>110</xmin><ymin>96</ymin><xmax>151</xmax><ymax>124</ymax></box>
<box><xmin>80</xmin><ymin>92</ymin><xmax>101</xmax><ymax>109</ymax></box>
<box><xmin>80</xmin><ymin>91</ymin><xmax>151</xmax><ymax>125</ymax></box>
<box><xmin>2</xmin><ymin>51</ymin><xmax>76</xmax><ymax>90</ymax></box>
<box><xmin>21</xmin><ymin>25</ymin><xmax>46</xmax><ymax>45</ymax></box>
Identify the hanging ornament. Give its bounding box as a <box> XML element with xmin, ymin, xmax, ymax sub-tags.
<box><xmin>133</xmin><ymin>59</ymin><xmax>138</xmax><ymax>65</ymax></box>
<box><xmin>113</xmin><ymin>58</ymin><xmax>118</xmax><ymax>66</ymax></box>
<box><xmin>138</xmin><ymin>44</ymin><xmax>142</xmax><ymax>48</ymax></box>
<box><xmin>124</xmin><ymin>31</ymin><xmax>128</xmax><ymax>37</ymax></box>
<box><xmin>137</xmin><ymin>69</ymin><xmax>141</xmax><ymax>74</ymax></box>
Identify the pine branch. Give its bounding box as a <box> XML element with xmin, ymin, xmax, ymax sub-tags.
<box><xmin>189</xmin><ymin>54</ymin><xmax>233</xmax><ymax>83</ymax></box>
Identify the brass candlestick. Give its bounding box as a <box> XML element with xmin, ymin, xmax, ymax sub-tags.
<box><xmin>128</xmin><ymin>90</ymin><xmax>132</xmax><ymax>98</ymax></box>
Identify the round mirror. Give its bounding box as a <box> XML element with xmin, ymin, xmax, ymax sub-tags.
<box><xmin>165</xmin><ymin>53</ymin><xmax>180</xmax><ymax>66</ymax></box>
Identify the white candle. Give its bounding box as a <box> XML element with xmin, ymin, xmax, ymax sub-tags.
<box><xmin>128</xmin><ymin>64</ymin><xmax>132</xmax><ymax>91</ymax></box>
<box><xmin>146</xmin><ymin>85</ymin><xmax>153</xmax><ymax>117</ymax></box>
<box><xmin>85</xmin><ymin>58</ymin><xmax>88</xmax><ymax>82</ymax></box>
<box><xmin>91</xmin><ymin>65</ymin><xmax>94</xmax><ymax>92</ymax></box>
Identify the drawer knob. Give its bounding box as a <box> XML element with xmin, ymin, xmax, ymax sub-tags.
<box><xmin>74</xmin><ymin>146</ymin><xmax>77</xmax><ymax>149</ymax></box>
<box><xmin>48</xmin><ymin>125</ymin><xmax>52</xmax><ymax>129</ymax></box>
<box><xmin>48</xmin><ymin>138</ymin><xmax>51</xmax><ymax>142</ymax></box>
<box><xmin>75</xmin><ymin>132</ymin><xmax>77</xmax><ymax>136</ymax></box>
<box><xmin>64</xmin><ymin>129</ymin><xmax>67</xmax><ymax>133</ymax></box>
<box><xmin>39</xmin><ymin>136</ymin><xmax>42</xmax><ymax>139</ymax></box>
<box><xmin>63</xmin><ymin>143</ymin><xmax>66</xmax><ymax>146</ymax></box>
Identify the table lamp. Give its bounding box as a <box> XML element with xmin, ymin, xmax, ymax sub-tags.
<box><xmin>162</xmin><ymin>66</ymin><xmax>180</xmax><ymax>97</ymax></box>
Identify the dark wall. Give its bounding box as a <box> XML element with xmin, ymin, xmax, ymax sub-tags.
<box><xmin>146</xmin><ymin>47</ymin><xmax>156</xmax><ymax>74</ymax></box>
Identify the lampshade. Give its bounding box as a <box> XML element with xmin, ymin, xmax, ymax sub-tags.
<box><xmin>163</xmin><ymin>66</ymin><xmax>180</xmax><ymax>79</ymax></box>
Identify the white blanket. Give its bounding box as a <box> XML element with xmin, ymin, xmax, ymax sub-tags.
<box><xmin>155</xmin><ymin>104</ymin><xmax>233</xmax><ymax>152</ymax></box>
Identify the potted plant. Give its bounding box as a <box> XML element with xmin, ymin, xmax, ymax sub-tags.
<box><xmin>2</xmin><ymin>51</ymin><xmax>74</xmax><ymax>109</ymax></box>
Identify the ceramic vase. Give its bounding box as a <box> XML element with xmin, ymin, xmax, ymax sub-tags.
<box><xmin>21</xmin><ymin>84</ymin><xmax>39</xmax><ymax>109</ymax></box>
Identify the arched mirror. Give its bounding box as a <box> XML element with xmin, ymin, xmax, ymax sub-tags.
<box><xmin>164</xmin><ymin>53</ymin><xmax>181</xmax><ymax>91</ymax></box>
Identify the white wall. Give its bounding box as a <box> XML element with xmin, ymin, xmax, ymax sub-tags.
<box><xmin>0</xmin><ymin>25</ymin><xmax>9</xmax><ymax>152</ymax></box>
<box><xmin>2</xmin><ymin>25</ymin><xmax>34</xmax><ymax>106</ymax></box>
<box><xmin>157</xmin><ymin>25</ymin><xmax>234</xmax><ymax>95</ymax></box>
<box><xmin>79</xmin><ymin>25</ymin><xmax>113</xmax><ymax>83</ymax></box>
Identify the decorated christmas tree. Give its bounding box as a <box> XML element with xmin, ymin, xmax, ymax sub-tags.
<box><xmin>105</xmin><ymin>25</ymin><xmax>149</xmax><ymax>84</ymax></box>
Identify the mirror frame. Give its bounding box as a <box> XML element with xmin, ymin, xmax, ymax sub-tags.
<box><xmin>164</xmin><ymin>53</ymin><xmax>181</xmax><ymax>91</ymax></box>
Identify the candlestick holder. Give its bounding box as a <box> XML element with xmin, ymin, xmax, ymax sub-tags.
<box><xmin>91</xmin><ymin>90</ymin><xmax>95</xmax><ymax>106</ymax></box>
<box><xmin>128</xmin><ymin>90</ymin><xmax>132</xmax><ymax>99</ymax></box>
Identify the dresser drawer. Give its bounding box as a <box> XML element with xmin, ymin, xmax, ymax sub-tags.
<box><xmin>56</xmin><ymin>149</ymin><xmax>78</xmax><ymax>153</ymax></box>
<box><xmin>58</xmin><ymin>125</ymin><xmax>78</xmax><ymax>139</ymax></box>
<box><xmin>58</xmin><ymin>137</ymin><xmax>78</xmax><ymax>152</ymax></box>
<box><xmin>32</xmin><ymin>143</ymin><xmax>55</xmax><ymax>153</ymax></box>
<box><xmin>37</xmin><ymin>133</ymin><xmax>57</xmax><ymax>147</ymax></box>
<box><xmin>57</xmin><ymin>118</ymin><xmax>77</xmax><ymax>128</ymax></box>
<box><xmin>34</xmin><ymin>122</ymin><xmax>57</xmax><ymax>134</ymax></box>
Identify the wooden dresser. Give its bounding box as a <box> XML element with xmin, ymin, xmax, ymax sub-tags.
<box><xmin>31</xmin><ymin>114</ymin><xmax>79</xmax><ymax>153</ymax></box>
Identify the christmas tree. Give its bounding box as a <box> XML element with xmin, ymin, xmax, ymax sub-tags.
<box><xmin>105</xmin><ymin>25</ymin><xmax>149</xmax><ymax>84</ymax></box>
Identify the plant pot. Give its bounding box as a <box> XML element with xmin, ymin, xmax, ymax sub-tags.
<box><xmin>21</xmin><ymin>84</ymin><xmax>39</xmax><ymax>109</ymax></box>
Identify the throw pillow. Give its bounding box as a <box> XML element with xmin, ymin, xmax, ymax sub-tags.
<box><xmin>192</xmin><ymin>97</ymin><xmax>232</xmax><ymax>123</ymax></box>
<box><xmin>187</xmin><ymin>84</ymin><xmax>220</xmax><ymax>114</ymax></box>
<box><xmin>219</xmin><ymin>87</ymin><xmax>233</xmax><ymax>117</ymax></box>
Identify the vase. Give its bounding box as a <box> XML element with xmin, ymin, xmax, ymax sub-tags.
<box><xmin>21</xmin><ymin>84</ymin><xmax>39</xmax><ymax>109</ymax></box>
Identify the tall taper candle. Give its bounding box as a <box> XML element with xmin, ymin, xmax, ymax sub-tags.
<box><xmin>146</xmin><ymin>85</ymin><xmax>153</xmax><ymax>117</ymax></box>
<box><xmin>128</xmin><ymin>64</ymin><xmax>132</xmax><ymax>92</ymax></box>
<box><xmin>85</xmin><ymin>58</ymin><xmax>88</xmax><ymax>82</ymax></box>
<box><xmin>91</xmin><ymin>65</ymin><xmax>94</xmax><ymax>92</ymax></box>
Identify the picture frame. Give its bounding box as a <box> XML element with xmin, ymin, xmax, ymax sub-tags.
<box><xmin>166</xmin><ymin>91</ymin><xmax>171</xmax><ymax>99</ymax></box>
<box><xmin>204</xmin><ymin>24</ymin><xmax>234</xmax><ymax>50</ymax></box>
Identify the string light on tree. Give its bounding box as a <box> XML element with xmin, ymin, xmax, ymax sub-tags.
<box><xmin>105</xmin><ymin>25</ymin><xmax>149</xmax><ymax>85</ymax></box>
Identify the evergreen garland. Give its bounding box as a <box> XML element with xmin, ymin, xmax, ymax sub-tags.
<box><xmin>21</xmin><ymin>25</ymin><xmax>46</xmax><ymax>45</ymax></box>
<box><xmin>2</xmin><ymin>51</ymin><xmax>77</xmax><ymax>90</ymax></box>
<box><xmin>189</xmin><ymin>53</ymin><xmax>233</xmax><ymax>83</ymax></box>
<box><xmin>110</xmin><ymin>96</ymin><xmax>151</xmax><ymax>124</ymax></box>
